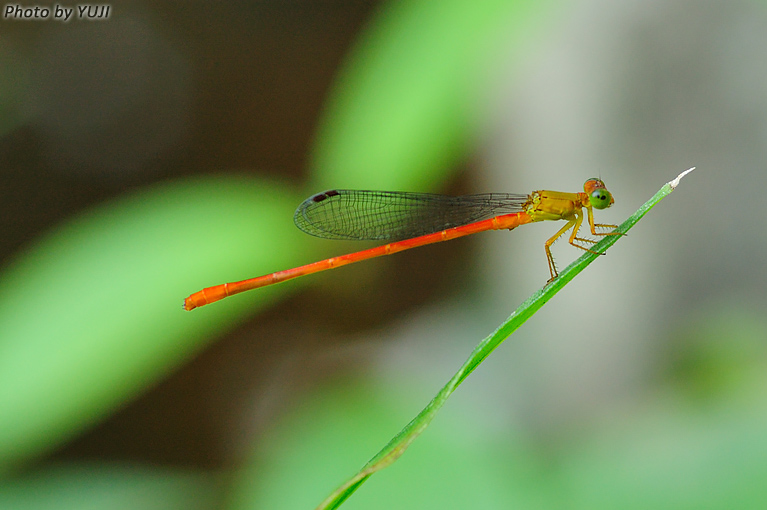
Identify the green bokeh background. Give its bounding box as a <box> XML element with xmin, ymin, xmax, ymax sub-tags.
<box><xmin>2</xmin><ymin>0</ymin><xmax>767</xmax><ymax>508</ymax></box>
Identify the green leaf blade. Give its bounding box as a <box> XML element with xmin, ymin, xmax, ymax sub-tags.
<box><xmin>315</xmin><ymin>168</ymin><xmax>694</xmax><ymax>510</ymax></box>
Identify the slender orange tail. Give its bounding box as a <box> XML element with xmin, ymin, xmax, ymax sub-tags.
<box><xmin>183</xmin><ymin>211</ymin><xmax>532</xmax><ymax>310</ymax></box>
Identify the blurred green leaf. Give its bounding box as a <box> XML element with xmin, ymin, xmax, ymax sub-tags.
<box><xmin>0</xmin><ymin>463</ymin><xmax>219</xmax><ymax>510</ymax></box>
<box><xmin>666</xmin><ymin>305</ymin><xmax>767</xmax><ymax>401</ymax></box>
<box><xmin>560</xmin><ymin>390</ymin><xmax>767</xmax><ymax>510</ymax></box>
<box><xmin>227</xmin><ymin>377</ymin><xmax>549</xmax><ymax>510</ymax></box>
<box><xmin>0</xmin><ymin>176</ymin><xmax>306</xmax><ymax>471</ymax></box>
<box><xmin>310</xmin><ymin>0</ymin><xmax>563</xmax><ymax>190</ymax></box>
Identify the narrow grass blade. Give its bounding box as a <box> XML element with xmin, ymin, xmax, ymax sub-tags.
<box><xmin>315</xmin><ymin>168</ymin><xmax>694</xmax><ymax>510</ymax></box>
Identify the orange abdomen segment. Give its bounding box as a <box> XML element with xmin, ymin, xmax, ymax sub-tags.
<box><xmin>183</xmin><ymin>211</ymin><xmax>533</xmax><ymax>310</ymax></box>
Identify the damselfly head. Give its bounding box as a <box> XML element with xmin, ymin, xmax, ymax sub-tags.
<box><xmin>584</xmin><ymin>178</ymin><xmax>614</xmax><ymax>209</ymax></box>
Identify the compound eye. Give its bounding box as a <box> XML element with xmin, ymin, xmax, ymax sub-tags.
<box><xmin>590</xmin><ymin>189</ymin><xmax>613</xmax><ymax>210</ymax></box>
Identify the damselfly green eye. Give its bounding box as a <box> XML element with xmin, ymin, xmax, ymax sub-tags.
<box><xmin>590</xmin><ymin>189</ymin><xmax>613</xmax><ymax>209</ymax></box>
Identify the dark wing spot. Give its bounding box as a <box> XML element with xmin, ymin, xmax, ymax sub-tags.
<box><xmin>312</xmin><ymin>189</ymin><xmax>340</xmax><ymax>202</ymax></box>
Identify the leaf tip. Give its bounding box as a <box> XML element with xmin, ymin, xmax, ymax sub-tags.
<box><xmin>669</xmin><ymin>167</ymin><xmax>695</xmax><ymax>189</ymax></box>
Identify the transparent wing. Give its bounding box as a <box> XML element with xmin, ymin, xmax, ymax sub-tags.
<box><xmin>293</xmin><ymin>190</ymin><xmax>529</xmax><ymax>241</ymax></box>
